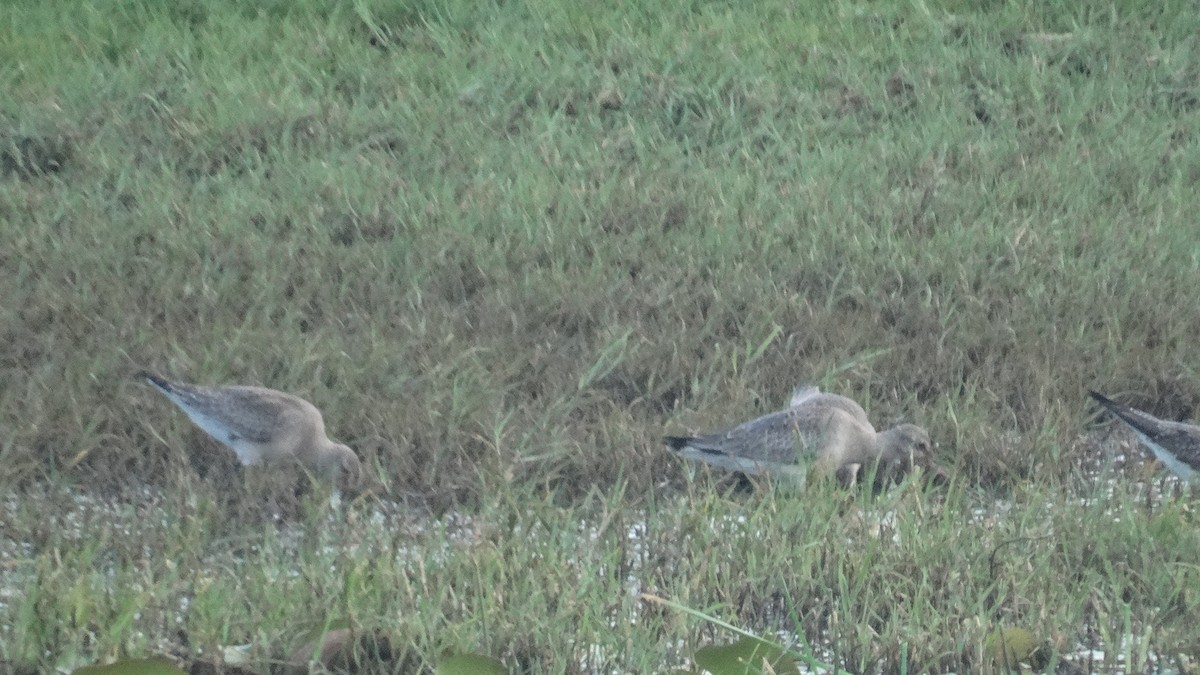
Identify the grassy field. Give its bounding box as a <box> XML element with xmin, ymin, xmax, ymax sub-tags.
<box><xmin>3</xmin><ymin>0</ymin><xmax>1200</xmax><ymax>672</ymax></box>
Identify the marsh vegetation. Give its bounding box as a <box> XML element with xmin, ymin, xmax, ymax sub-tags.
<box><xmin>2</xmin><ymin>0</ymin><xmax>1199</xmax><ymax>672</ymax></box>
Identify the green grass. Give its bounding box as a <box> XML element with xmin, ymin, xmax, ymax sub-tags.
<box><xmin>2</xmin><ymin>0</ymin><xmax>1200</xmax><ymax>672</ymax></box>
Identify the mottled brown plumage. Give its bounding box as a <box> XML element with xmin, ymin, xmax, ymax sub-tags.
<box><xmin>141</xmin><ymin>372</ymin><xmax>362</xmax><ymax>491</ymax></box>
<box><xmin>664</xmin><ymin>385</ymin><xmax>932</xmax><ymax>487</ymax></box>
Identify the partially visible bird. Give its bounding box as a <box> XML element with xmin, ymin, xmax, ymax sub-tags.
<box><xmin>663</xmin><ymin>385</ymin><xmax>932</xmax><ymax>488</ymax></box>
<box><xmin>140</xmin><ymin>372</ymin><xmax>363</xmax><ymax>492</ymax></box>
<box><xmin>1089</xmin><ymin>390</ymin><xmax>1198</xmax><ymax>482</ymax></box>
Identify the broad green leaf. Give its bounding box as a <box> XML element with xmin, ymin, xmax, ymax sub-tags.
<box><xmin>694</xmin><ymin>637</ymin><xmax>801</xmax><ymax>675</ymax></box>
<box><xmin>985</xmin><ymin>626</ymin><xmax>1043</xmax><ymax>670</ymax></box>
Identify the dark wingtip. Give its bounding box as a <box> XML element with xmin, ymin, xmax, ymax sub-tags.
<box><xmin>138</xmin><ymin>371</ymin><xmax>171</xmax><ymax>390</ymax></box>
<box><xmin>1089</xmin><ymin>390</ymin><xmax>1123</xmax><ymax>413</ymax></box>
<box><xmin>662</xmin><ymin>436</ymin><xmax>694</xmax><ymax>451</ymax></box>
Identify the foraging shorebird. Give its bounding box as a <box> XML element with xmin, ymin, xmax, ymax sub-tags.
<box><xmin>1089</xmin><ymin>390</ymin><xmax>1198</xmax><ymax>482</ymax></box>
<box><xmin>663</xmin><ymin>385</ymin><xmax>932</xmax><ymax>487</ymax></box>
<box><xmin>141</xmin><ymin>372</ymin><xmax>363</xmax><ymax>492</ymax></box>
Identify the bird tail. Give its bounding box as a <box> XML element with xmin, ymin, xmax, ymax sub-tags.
<box><xmin>1089</xmin><ymin>390</ymin><xmax>1132</xmax><ymax>422</ymax></box>
<box><xmin>138</xmin><ymin>370</ymin><xmax>174</xmax><ymax>393</ymax></box>
<box><xmin>662</xmin><ymin>436</ymin><xmax>696</xmax><ymax>452</ymax></box>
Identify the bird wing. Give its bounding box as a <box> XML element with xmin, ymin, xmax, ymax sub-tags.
<box><xmin>1091</xmin><ymin>391</ymin><xmax>1200</xmax><ymax>479</ymax></box>
<box><xmin>209</xmin><ymin>387</ymin><xmax>296</xmax><ymax>444</ymax></box>
<box><xmin>682</xmin><ymin>407</ymin><xmax>831</xmax><ymax>466</ymax></box>
<box><xmin>159</xmin><ymin>382</ymin><xmax>287</xmax><ymax>444</ymax></box>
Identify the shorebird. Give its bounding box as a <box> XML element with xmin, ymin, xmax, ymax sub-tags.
<box><xmin>663</xmin><ymin>385</ymin><xmax>932</xmax><ymax>487</ymax></box>
<box><xmin>1089</xmin><ymin>390</ymin><xmax>1198</xmax><ymax>482</ymax></box>
<box><xmin>141</xmin><ymin>372</ymin><xmax>363</xmax><ymax>492</ymax></box>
